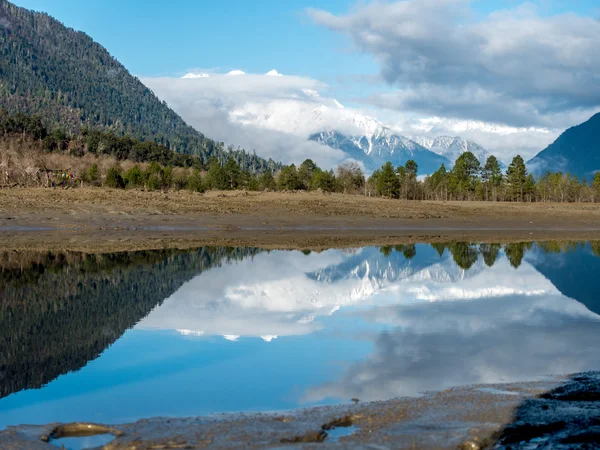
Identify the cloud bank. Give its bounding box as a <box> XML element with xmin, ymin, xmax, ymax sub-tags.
<box><xmin>142</xmin><ymin>72</ymin><xmax>356</xmax><ymax>168</ymax></box>
<box><xmin>308</xmin><ymin>0</ymin><xmax>600</xmax><ymax>130</ymax></box>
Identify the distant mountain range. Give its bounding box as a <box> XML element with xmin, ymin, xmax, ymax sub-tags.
<box><xmin>528</xmin><ymin>113</ymin><xmax>600</xmax><ymax>180</ymax></box>
<box><xmin>0</xmin><ymin>0</ymin><xmax>275</xmax><ymax>171</ymax></box>
<box><xmin>309</xmin><ymin>115</ymin><xmax>494</xmax><ymax>173</ymax></box>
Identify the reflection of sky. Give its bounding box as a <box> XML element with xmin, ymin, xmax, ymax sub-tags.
<box><xmin>1</xmin><ymin>245</ymin><xmax>600</xmax><ymax>429</ymax></box>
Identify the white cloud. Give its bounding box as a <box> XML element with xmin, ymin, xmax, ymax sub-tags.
<box><xmin>142</xmin><ymin>72</ymin><xmax>386</xmax><ymax>168</ymax></box>
<box><xmin>265</xmin><ymin>69</ymin><xmax>283</xmax><ymax>76</ymax></box>
<box><xmin>226</xmin><ymin>69</ymin><xmax>246</xmax><ymax>76</ymax></box>
<box><xmin>181</xmin><ymin>72</ymin><xmax>209</xmax><ymax>79</ymax></box>
<box><xmin>309</xmin><ymin>0</ymin><xmax>600</xmax><ymax>130</ymax></box>
<box><xmin>143</xmin><ymin>67</ymin><xmax>571</xmax><ymax>164</ymax></box>
<box><xmin>143</xmin><ymin>72</ymin><xmax>356</xmax><ymax>168</ymax></box>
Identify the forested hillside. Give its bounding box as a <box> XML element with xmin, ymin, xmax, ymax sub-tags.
<box><xmin>0</xmin><ymin>0</ymin><xmax>278</xmax><ymax>171</ymax></box>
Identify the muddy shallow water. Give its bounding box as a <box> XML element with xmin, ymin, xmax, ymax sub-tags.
<box><xmin>1</xmin><ymin>241</ymin><xmax>600</xmax><ymax>448</ymax></box>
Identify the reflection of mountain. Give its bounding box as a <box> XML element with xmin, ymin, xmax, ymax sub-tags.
<box><xmin>308</xmin><ymin>245</ymin><xmax>485</xmax><ymax>286</ymax></box>
<box><xmin>0</xmin><ymin>248</ymin><xmax>259</xmax><ymax>399</ymax></box>
<box><xmin>526</xmin><ymin>242</ymin><xmax>600</xmax><ymax>315</ymax></box>
<box><xmin>138</xmin><ymin>244</ymin><xmax>555</xmax><ymax>341</ymax></box>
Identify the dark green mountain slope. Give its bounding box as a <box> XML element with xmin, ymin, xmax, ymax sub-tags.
<box><xmin>0</xmin><ymin>0</ymin><xmax>278</xmax><ymax>171</ymax></box>
<box><xmin>527</xmin><ymin>113</ymin><xmax>600</xmax><ymax>180</ymax></box>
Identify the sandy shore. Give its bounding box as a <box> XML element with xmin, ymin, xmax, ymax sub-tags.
<box><xmin>1</xmin><ymin>188</ymin><xmax>599</xmax><ymax>251</ymax></box>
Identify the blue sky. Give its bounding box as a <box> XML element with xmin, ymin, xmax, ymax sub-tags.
<box><xmin>13</xmin><ymin>0</ymin><xmax>598</xmax><ymax>79</ymax></box>
<box><xmin>11</xmin><ymin>1</ymin><xmax>600</xmax><ymax>167</ymax></box>
<box><xmin>12</xmin><ymin>0</ymin><xmax>378</xmax><ymax>79</ymax></box>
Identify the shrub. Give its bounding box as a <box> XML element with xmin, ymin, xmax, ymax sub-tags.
<box><xmin>104</xmin><ymin>167</ymin><xmax>125</xmax><ymax>189</ymax></box>
<box><xmin>186</xmin><ymin>169</ymin><xmax>204</xmax><ymax>192</ymax></box>
<box><xmin>124</xmin><ymin>165</ymin><xmax>144</xmax><ymax>187</ymax></box>
<box><xmin>83</xmin><ymin>164</ymin><xmax>101</xmax><ymax>186</ymax></box>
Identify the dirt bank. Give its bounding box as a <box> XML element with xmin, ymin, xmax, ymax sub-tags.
<box><xmin>1</xmin><ymin>189</ymin><xmax>599</xmax><ymax>251</ymax></box>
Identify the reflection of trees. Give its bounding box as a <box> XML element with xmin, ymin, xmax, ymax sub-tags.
<box><xmin>449</xmin><ymin>243</ymin><xmax>479</xmax><ymax>270</ymax></box>
<box><xmin>394</xmin><ymin>244</ymin><xmax>416</xmax><ymax>260</ymax></box>
<box><xmin>380</xmin><ymin>246</ymin><xmax>393</xmax><ymax>257</ymax></box>
<box><xmin>0</xmin><ymin>247</ymin><xmax>259</xmax><ymax>399</ymax></box>
<box><xmin>505</xmin><ymin>242</ymin><xmax>534</xmax><ymax>269</ymax></box>
<box><xmin>431</xmin><ymin>243</ymin><xmax>447</xmax><ymax>258</ymax></box>
<box><xmin>480</xmin><ymin>244</ymin><xmax>501</xmax><ymax>267</ymax></box>
<box><xmin>380</xmin><ymin>245</ymin><xmax>417</xmax><ymax>259</ymax></box>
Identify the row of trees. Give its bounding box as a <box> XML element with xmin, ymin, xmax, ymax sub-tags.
<box><xmin>97</xmin><ymin>158</ymin><xmax>367</xmax><ymax>194</ymax></box>
<box><xmin>0</xmin><ymin>108</ymin><xmax>281</xmax><ymax>173</ymax></box>
<box><xmin>369</xmin><ymin>152</ymin><xmax>600</xmax><ymax>203</ymax></box>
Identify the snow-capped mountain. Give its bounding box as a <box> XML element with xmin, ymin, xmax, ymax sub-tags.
<box><xmin>412</xmin><ymin>136</ymin><xmax>499</xmax><ymax>167</ymax></box>
<box><xmin>309</xmin><ymin>246</ymin><xmax>486</xmax><ymax>287</ymax></box>
<box><xmin>307</xmin><ymin>106</ymin><xmax>492</xmax><ymax>173</ymax></box>
<box><xmin>168</xmin><ymin>73</ymin><xmax>492</xmax><ymax>172</ymax></box>
<box><xmin>310</xmin><ymin>128</ymin><xmax>452</xmax><ymax>173</ymax></box>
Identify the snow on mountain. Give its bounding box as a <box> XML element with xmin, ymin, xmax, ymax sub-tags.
<box><xmin>172</xmin><ymin>74</ymin><xmax>490</xmax><ymax>172</ymax></box>
<box><xmin>138</xmin><ymin>246</ymin><xmax>559</xmax><ymax>342</ymax></box>
<box><xmin>310</xmin><ymin>127</ymin><xmax>451</xmax><ymax>173</ymax></box>
<box><xmin>412</xmin><ymin>136</ymin><xmax>495</xmax><ymax>166</ymax></box>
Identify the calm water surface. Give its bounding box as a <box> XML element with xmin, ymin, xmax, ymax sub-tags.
<box><xmin>1</xmin><ymin>242</ymin><xmax>600</xmax><ymax>429</ymax></box>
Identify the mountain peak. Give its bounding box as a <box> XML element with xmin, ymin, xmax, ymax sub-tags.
<box><xmin>412</xmin><ymin>135</ymin><xmax>493</xmax><ymax>166</ymax></box>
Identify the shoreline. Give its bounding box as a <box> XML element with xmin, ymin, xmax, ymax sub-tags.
<box><xmin>2</xmin><ymin>228</ymin><xmax>600</xmax><ymax>253</ymax></box>
<box><xmin>2</xmin><ymin>373</ymin><xmax>599</xmax><ymax>449</ymax></box>
<box><xmin>1</xmin><ymin>189</ymin><xmax>600</xmax><ymax>251</ymax></box>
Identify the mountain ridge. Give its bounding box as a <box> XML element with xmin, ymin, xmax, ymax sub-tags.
<box><xmin>527</xmin><ymin>112</ymin><xmax>600</xmax><ymax>180</ymax></box>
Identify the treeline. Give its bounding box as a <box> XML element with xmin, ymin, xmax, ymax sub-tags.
<box><xmin>379</xmin><ymin>241</ymin><xmax>600</xmax><ymax>270</ymax></box>
<box><xmin>97</xmin><ymin>158</ymin><xmax>366</xmax><ymax>193</ymax></box>
<box><xmin>0</xmin><ymin>108</ymin><xmax>279</xmax><ymax>178</ymax></box>
<box><xmin>368</xmin><ymin>153</ymin><xmax>600</xmax><ymax>203</ymax></box>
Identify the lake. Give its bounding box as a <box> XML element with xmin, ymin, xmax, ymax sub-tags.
<box><xmin>1</xmin><ymin>242</ymin><xmax>600</xmax><ymax>430</ymax></box>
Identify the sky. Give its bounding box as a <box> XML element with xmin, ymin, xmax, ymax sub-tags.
<box><xmin>12</xmin><ymin>0</ymin><xmax>600</xmax><ymax>168</ymax></box>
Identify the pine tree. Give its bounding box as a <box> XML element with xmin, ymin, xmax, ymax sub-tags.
<box><xmin>206</xmin><ymin>160</ymin><xmax>228</xmax><ymax>190</ymax></box>
<box><xmin>258</xmin><ymin>169</ymin><xmax>276</xmax><ymax>191</ymax></box>
<box><xmin>277</xmin><ymin>164</ymin><xmax>301</xmax><ymax>191</ymax></box>
<box><xmin>506</xmin><ymin>155</ymin><xmax>528</xmax><ymax>201</ymax></box>
<box><xmin>451</xmin><ymin>152</ymin><xmax>481</xmax><ymax>200</ymax></box>
<box><xmin>593</xmin><ymin>172</ymin><xmax>600</xmax><ymax>202</ymax></box>
<box><xmin>376</xmin><ymin>162</ymin><xmax>400</xmax><ymax>198</ymax></box>
<box><xmin>298</xmin><ymin>159</ymin><xmax>318</xmax><ymax>190</ymax></box>
<box><xmin>482</xmin><ymin>155</ymin><xmax>503</xmax><ymax>201</ymax></box>
<box><xmin>224</xmin><ymin>158</ymin><xmax>241</xmax><ymax>190</ymax></box>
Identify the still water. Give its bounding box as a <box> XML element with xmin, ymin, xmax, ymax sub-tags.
<box><xmin>1</xmin><ymin>242</ymin><xmax>600</xmax><ymax>429</ymax></box>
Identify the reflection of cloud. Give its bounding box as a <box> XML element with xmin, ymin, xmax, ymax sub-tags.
<box><xmin>303</xmin><ymin>287</ymin><xmax>600</xmax><ymax>403</ymax></box>
<box><xmin>137</xmin><ymin>249</ymin><xmax>560</xmax><ymax>344</ymax></box>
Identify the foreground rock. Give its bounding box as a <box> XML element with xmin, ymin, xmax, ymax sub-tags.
<box><xmin>2</xmin><ymin>373</ymin><xmax>599</xmax><ymax>449</ymax></box>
